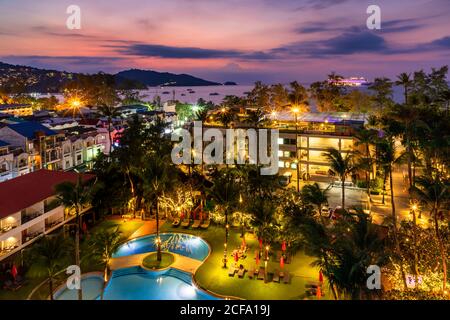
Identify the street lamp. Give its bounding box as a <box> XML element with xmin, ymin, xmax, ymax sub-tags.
<box><xmin>264</xmin><ymin>245</ymin><xmax>270</xmax><ymax>281</ymax></box>
<box><xmin>292</xmin><ymin>108</ymin><xmax>300</xmax><ymax>192</ymax></box>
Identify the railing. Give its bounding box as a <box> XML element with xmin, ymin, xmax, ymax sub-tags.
<box><xmin>0</xmin><ymin>224</ymin><xmax>18</xmax><ymax>234</ymax></box>
<box><xmin>44</xmin><ymin>199</ymin><xmax>61</xmax><ymax>213</ymax></box>
<box><xmin>21</xmin><ymin>210</ymin><xmax>44</xmax><ymax>224</ymax></box>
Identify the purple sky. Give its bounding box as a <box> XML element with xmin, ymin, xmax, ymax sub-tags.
<box><xmin>0</xmin><ymin>0</ymin><xmax>449</xmax><ymax>84</ymax></box>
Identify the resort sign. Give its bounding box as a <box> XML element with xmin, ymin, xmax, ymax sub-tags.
<box><xmin>171</xmin><ymin>121</ymin><xmax>279</xmax><ymax>175</ymax></box>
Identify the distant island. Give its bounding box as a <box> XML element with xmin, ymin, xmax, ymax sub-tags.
<box><xmin>0</xmin><ymin>62</ymin><xmax>223</xmax><ymax>93</ymax></box>
<box><xmin>223</xmin><ymin>81</ymin><xmax>237</xmax><ymax>85</ymax></box>
<box><xmin>116</xmin><ymin>69</ymin><xmax>220</xmax><ymax>87</ymax></box>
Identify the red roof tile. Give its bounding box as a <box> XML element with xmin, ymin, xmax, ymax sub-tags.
<box><xmin>0</xmin><ymin>170</ymin><xmax>95</xmax><ymax>219</ymax></box>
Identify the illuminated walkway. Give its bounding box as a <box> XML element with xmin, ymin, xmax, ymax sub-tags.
<box><xmin>109</xmin><ymin>252</ymin><xmax>202</xmax><ymax>274</ymax></box>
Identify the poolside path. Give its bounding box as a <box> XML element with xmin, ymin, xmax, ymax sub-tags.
<box><xmin>109</xmin><ymin>252</ymin><xmax>202</xmax><ymax>274</ymax></box>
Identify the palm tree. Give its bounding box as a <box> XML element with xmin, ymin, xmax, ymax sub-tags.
<box><xmin>396</xmin><ymin>73</ymin><xmax>412</xmax><ymax>105</ymax></box>
<box><xmin>98</xmin><ymin>105</ymin><xmax>121</xmax><ymax>156</ymax></box>
<box><xmin>89</xmin><ymin>227</ymin><xmax>122</xmax><ymax>299</ymax></box>
<box><xmin>322</xmin><ymin>148</ymin><xmax>356</xmax><ymax>208</ymax></box>
<box><xmin>244</xmin><ymin>108</ymin><xmax>268</xmax><ymax>165</ymax></box>
<box><xmin>288</xmin><ymin>81</ymin><xmax>310</xmax><ymax>112</ymax></box>
<box><xmin>411</xmin><ymin>174</ymin><xmax>449</xmax><ymax>292</ymax></box>
<box><xmin>27</xmin><ymin>234</ymin><xmax>71</xmax><ymax>300</ymax></box>
<box><xmin>217</xmin><ymin>108</ymin><xmax>235</xmax><ymax>129</ymax></box>
<box><xmin>355</xmin><ymin>128</ymin><xmax>377</xmax><ymax>204</ymax></box>
<box><xmin>296</xmin><ymin>215</ymin><xmax>338</xmax><ymax>299</ymax></box>
<box><xmin>55</xmin><ymin>175</ymin><xmax>91</xmax><ymax>300</ymax></box>
<box><xmin>208</xmin><ymin>168</ymin><xmax>241</xmax><ymax>267</ymax></box>
<box><xmin>301</xmin><ymin>183</ymin><xmax>329</xmax><ymax>221</ymax></box>
<box><xmin>144</xmin><ymin>156</ymin><xmax>177</xmax><ymax>261</ymax></box>
<box><xmin>376</xmin><ymin>137</ymin><xmax>408</xmax><ymax>289</ymax></box>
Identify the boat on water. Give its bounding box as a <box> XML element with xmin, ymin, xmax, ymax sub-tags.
<box><xmin>328</xmin><ymin>77</ymin><xmax>371</xmax><ymax>87</ymax></box>
<box><xmin>162</xmin><ymin>91</ymin><xmax>170</xmax><ymax>94</ymax></box>
<box><xmin>209</xmin><ymin>92</ymin><xmax>220</xmax><ymax>96</ymax></box>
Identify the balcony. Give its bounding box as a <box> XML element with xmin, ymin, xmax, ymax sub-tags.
<box><xmin>44</xmin><ymin>199</ymin><xmax>61</xmax><ymax>213</ymax></box>
<box><xmin>21</xmin><ymin>210</ymin><xmax>44</xmax><ymax>224</ymax></box>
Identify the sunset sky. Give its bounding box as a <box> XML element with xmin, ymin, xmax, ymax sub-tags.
<box><xmin>0</xmin><ymin>0</ymin><xmax>449</xmax><ymax>84</ymax></box>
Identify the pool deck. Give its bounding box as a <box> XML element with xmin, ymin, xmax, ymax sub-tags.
<box><xmin>128</xmin><ymin>220</ymin><xmax>166</xmax><ymax>240</ymax></box>
<box><xmin>109</xmin><ymin>252</ymin><xmax>203</xmax><ymax>274</ymax></box>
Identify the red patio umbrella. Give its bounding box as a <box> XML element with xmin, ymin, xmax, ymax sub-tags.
<box><xmin>234</xmin><ymin>251</ymin><xmax>239</xmax><ymax>262</ymax></box>
<box><xmin>258</xmin><ymin>238</ymin><xmax>263</xmax><ymax>249</ymax></box>
<box><xmin>241</xmin><ymin>237</ymin><xmax>246</xmax><ymax>250</ymax></box>
<box><xmin>319</xmin><ymin>269</ymin><xmax>324</xmax><ymax>283</ymax></box>
<box><xmin>316</xmin><ymin>286</ymin><xmax>322</xmax><ymax>299</ymax></box>
<box><xmin>255</xmin><ymin>250</ymin><xmax>260</xmax><ymax>265</ymax></box>
<box><xmin>280</xmin><ymin>256</ymin><xmax>284</xmax><ymax>269</ymax></box>
<box><xmin>11</xmin><ymin>264</ymin><xmax>18</xmax><ymax>280</ymax></box>
<box><xmin>281</xmin><ymin>241</ymin><xmax>286</xmax><ymax>252</ymax></box>
<box><xmin>180</xmin><ymin>211</ymin><xmax>185</xmax><ymax>219</ymax></box>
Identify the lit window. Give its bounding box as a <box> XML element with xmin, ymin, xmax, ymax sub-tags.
<box><xmin>277</xmin><ymin>138</ymin><xmax>284</xmax><ymax>145</ymax></box>
<box><xmin>278</xmin><ymin>150</ymin><xmax>283</xmax><ymax>157</ymax></box>
<box><xmin>278</xmin><ymin>161</ymin><xmax>284</xmax><ymax>168</ymax></box>
<box><xmin>291</xmin><ymin>163</ymin><xmax>297</xmax><ymax>169</ymax></box>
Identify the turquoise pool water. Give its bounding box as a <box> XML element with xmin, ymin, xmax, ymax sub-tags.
<box><xmin>54</xmin><ymin>274</ymin><xmax>103</xmax><ymax>300</ymax></box>
<box><xmin>54</xmin><ymin>267</ymin><xmax>218</xmax><ymax>300</ymax></box>
<box><xmin>113</xmin><ymin>233</ymin><xmax>210</xmax><ymax>261</ymax></box>
<box><xmin>103</xmin><ymin>266</ymin><xmax>219</xmax><ymax>300</ymax></box>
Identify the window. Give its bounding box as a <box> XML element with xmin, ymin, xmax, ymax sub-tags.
<box><xmin>278</xmin><ymin>161</ymin><xmax>284</xmax><ymax>168</ymax></box>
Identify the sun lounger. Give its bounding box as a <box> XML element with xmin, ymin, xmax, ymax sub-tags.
<box><xmin>257</xmin><ymin>267</ymin><xmax>265</xmax><ymax>280</ymax></box>
<box><xmin>248</xmin><ymin>267</ymin><xmax>255</xmax><ymax>279</ymax></box>
<box><xmin>228</xmin><ymin>265</ymin><xmax>237</xmax><ymax>277</ymax></box>
<box><xmin>283</xmin><ymin>271</ymin><xmax>291</xmax><ymax>284</ymax></box>
<box><xmin>238</xmin><ymin>267</ymin><xmax>246</xmax><ymax>278</ymax></box>
<box><xmin>273</xmin><ymin>269</ymin><xmax>280</xmax><ymax>283</ymax></box>
<box><xmin>172</xmin><ymin>218</ymin><xmax>180</xmax><ymax>227</ymax></box>
<box><xmin>200</xmin><ymin>219</ymin><xmax>210</xmax><ymax>229</ymax></box>
<box><xmin>180</xmin><ymin>219</ymin><xmax>190</xmax><ymax>227</ymax></box>
<box><xmin>192</xmin><ymin>220</ymin><xmax>201</xmax><ymax>229</ymax></box>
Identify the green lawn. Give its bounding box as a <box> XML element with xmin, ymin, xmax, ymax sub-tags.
<box><xmin>142</xmin><ymin>252</ymin><xmax>174</xmax><ymax>270</ymax></box>
<box><xmin>161</xmin><ymin>222</ymin><xmax>330</xmax><ymax>300</ymax></box>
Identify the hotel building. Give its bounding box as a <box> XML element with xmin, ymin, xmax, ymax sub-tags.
<box><xmin>0</xmin><ymin>170</ymin><xmax>94</xmax><ymax>261</ymax></box>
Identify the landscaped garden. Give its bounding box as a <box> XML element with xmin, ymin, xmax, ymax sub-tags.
<box><xmin>160</xmin><ymin>223</ymin><xmax>327</xmax><ymax>300</ymax></box>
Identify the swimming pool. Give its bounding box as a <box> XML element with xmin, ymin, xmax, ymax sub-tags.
<box><xmin>102</xmin><ymin>266</ymin><xmax>219</xmax><ymax>300</ymax></box>
<box><xmin>54</xmin><ymin>274</ymin><xmax>103</xmax><ymax>300</ymax></box>
<box><xmin>113</xmin><ymin>233</ymin><xmax>210</xmax><ymax>261</ymax></box>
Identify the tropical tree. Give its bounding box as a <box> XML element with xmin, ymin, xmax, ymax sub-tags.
<box><xmin>243</xmin><ymin>108</ymin><xmax>268</xmax><ymax>165</ymax></box>
<box><xmin>322</xmin><ymin>147</ymin><xmax>356</xmax><ymax>208</ymax></box>
<box><xmin>301</xmin><ymin>183</ymin><xmax>329</xmax><ymax>221</ymax></box>
<box><xmin>355</xmin><ymin>128</ymin><xmax>377</xmax><ymax>203</ymax></box>
<box><xmin>208</xmin><ymin>168</ymin><xmax>241</xmax><ymax>267</ymax></box>
<box><xmin>27</xmin><ymin>234</ymin><xmax>71</xmax><ymax>300</ymax></box>
<box><xmin>143</xmin><ymin>155</ymin><xmax>178</xmax><ymax>261</ymax></box>
<box><xmin>89</xmin><ymin>227</ymin><xmax>122</xmax><ymax>299</ymax></box>
<box><xmin>396</xmin><ymin>73</ymin><xmax>413</xmax><ymax>105</ymax></box>
<box><xmin>288</xmin><ymin>81</ymin><xmax>310</xmax><ymax>112</ymax></box>
<box><xmin>376</xmin><ymin>137</ymin><xmax>408</xmax><ymax>289</ymax></box>
<box><xmin>369</xmin><ymin>77</ymin><xmax>394</xmax><ymax>112</ymax></box>
<box><xmin>410</xmin><ymin>174</ymin><xmax>449</xmax><ymax>292</ymax></box>
<box><xmin>55</xmin><ymin>175</ymin><xmax>91</xmax><ymax>300</ymax></box>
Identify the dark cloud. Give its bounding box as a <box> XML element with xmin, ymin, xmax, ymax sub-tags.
<box><xmin>295</xmin><ymin>0</ymin><xmax>351</xmax><ymax>11</ymax></box>
<box><xmin>111</xmin><ymin>43</ymin><xmax>274</xmax><ymax>60</ymax></box>
<box><xmin>431</xmin><ymin>36</ymin><xmax>450</xmax><ymax>48</ymax></box>
<box><xmin>295</xmin><ymin>18</ymin><xmax>423</xmax><ymax>35</ymax></box>
<box><xmin>274</xmin><ymin>29</ymin><xmax>388</xmax><ymax>57</ymax></box>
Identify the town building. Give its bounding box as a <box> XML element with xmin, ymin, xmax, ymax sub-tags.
<box><xmin>0</xmin><ymin>104</ymin><xmax>33</xmax><ymax>117</ymax></box>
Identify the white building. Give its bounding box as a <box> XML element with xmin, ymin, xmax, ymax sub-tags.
<box><xmin>0</xmin><ymin>170</ymin><xmax>94</xmax><ymax>261</ymax></box>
